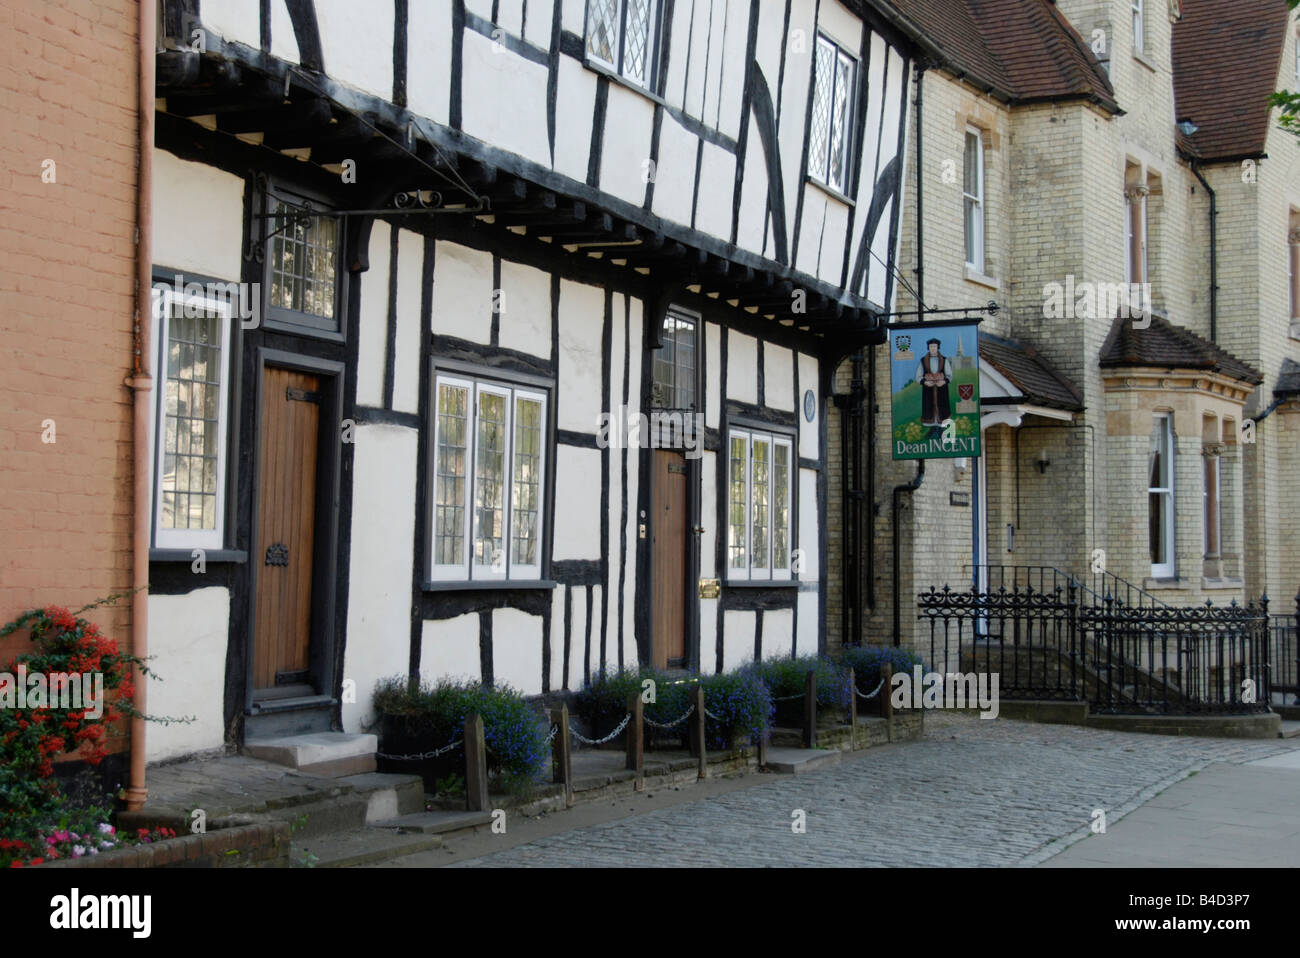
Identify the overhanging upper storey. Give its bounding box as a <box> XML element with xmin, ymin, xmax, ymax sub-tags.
<box><xmin>156</xmin><ymin>0</ymin><xmax>921</xmax><ymax>348</ymax></box>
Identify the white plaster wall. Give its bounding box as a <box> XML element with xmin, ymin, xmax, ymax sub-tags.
<box><xmin>493</xmin><ymin>608</ymin><xmax>544</xmax><ymax>695</ymax></box>
<box><xmin>553</xmin><ymin>446</ymin><xmax>603</xmax><ymax>559</ymax></box>
<box><xmin>798</xmin><ymin>352</ymin><xmax>819</xmax><ymax>459</ymax></box>
<box><xmin>269</xmin><ymin>0</ymin><xmax>299</xmax><ymax>64</ymax></box>
<box><xmin>465</xmin><ymin>0</ymin><xmax>493</xmax><ymax>18</ymax></box>
<box><xmin>700</xmin><ymin>598</ymin><xmax>718</xmax><ymax>671</ymax></box>
<box><xmin>420</xmin><ymin>614</ymin><xmax>482</xmax><ymax>685</ymax></box>
<box><xmin>695</xmin><ymin>142</ymin><xmax>737</xmax><ymax>240</ymax></box>
<box><xmin>701</xmin><ymin>0</ymin><xmax>729</xmax><ymax>127</ymax></box>
<box><xmin>201</xmin><ymin>0</ymin><xmax>260</xmax><ymax>48</ymax></box>
<box><xmin>651</xmin><ymin>116</ymin><xmax>698</xmax><ymax>228</ymax></box>
<box><xmin>867</xmin><ymin>49</ymin><xmax>907</xmax><ymax>307</ymax></box>
<box><xmin>560</xmin><ymin>0</ymin><xmax>586</xmax><ymax>33</ymax></box>
<box><xmin>461</xmin><ymin>30</ymin><xmax>552</xmax><ymax>169</ymax></box>
<box><xmin>765</xmin><ymin>344</ymin><xmax>795</xmax><ymax>412</ymax></box>
<box><xmin>683</xmin><ymin>0</ymin><xmax>713</xmax><ymax>118</ymax></box>
<box><xmin>392</xmin><ymin>229</ymin><xmax>424</xmax><ymax>414</ymax></box>
<box><xmin>727</xmin><ymin>331</ymin><xmax>759</xmax><ymax>405</ymax></box>
<box><xmin>796</xmin><ymin>192</ymin><xmax>827</xmax><ymax>276</ymax></box>
<box><xmin>700</xmin><ymin>450</ymin><xmax>717</xmax><ymax>576</ymax></box>
<box><xmin>599</xmin><ymin>84</ymin><xmax>656</xmax><ymax>206</ymax></box>
<box><xmin>523</xmin><ymin>0</ymin><xmax>553</xmax><ymax>48</ymax></box>
<box><xmin>817</xmin><ymin>0</ymin><xmax>861</xmax><ymax>49</ymax></box>
<box><xmin>798</xmin><ymin>468</ymin><xmax>819</xmax><ymax>577</ymax></box>
<box><xmin>550</xmin><ymin>587</ymin><xmax>566</xmax><ymax>691</ymax></box>
<box><xmin>849</xmin><ymin>32</ymin><xmax>888</xmax><ymax>282</ymax></box>
<box><xmin>496</xmin><ymin>0</ymin><xmax>524</xmax><ymax>37</ymax></box>
<box><xmin>588</xmin><ymin>585</ymin><xmax>604</xmax><ymax>678</ymax></box>
<box><xmin>663</xmin><ymin>0</ymin><xmax>695</xmax><ymax>112</ymax></box>
<box><xmin>763</xmin><ymin>608</ymin><xmax>794</xmax><ymax>659</ymax></box>
<box><xmin>796</xmin><ymin>590</ymin><xmax>818</xmax><ymax>655</ymax></box>
<box><xmin>706</xmin><ymin>322</ymin><xmax>722</xmax><ymax>428</ymax></box>
<box><xmin>567</xmin><ymin>585</ymin><xmax>588</xmax><ymax>690</ymax></box>
<box><xmin>775</xmin><ymin>0</ymin><xmax>816</xmax><ymax>262</ymax></box>
<box><xmin>145</xmin><ymin>588</ymin><xmax>229</xmax><ymax>762</ymax></box>
<box><xmin>557</xmin><ymin>278</ymin><xmax>604</xmax><ymax>432</ymax></box>
<box><xmin>152</xmin><ymin>148</ymin><xmax>244</xmax><ymax>282</ymax></box>
<box><xmin>736</xmin><ymin>116</ymin><xmax>771</xmax><ymax>254</ymax></box>
<box><xmin>355</xmin><ymin>221</ymin><xmax>391</xmax><ymax>408</ymax></box>
<box><xmin>407</xmin><ymin>1</ymin><xmax>454</xmax><ymax>125</ymax></box>
<box><xmin>818</xmin><ymin>201</ymin><xmax>849</xmax><ymax>286</ymax></box>
<box><xmin>315</xmin><ymin>0</ymin><xmax>394</xmax><ymax>100</ymax></box>
<box><xmin>342</xmin><ymin>423</ymin><xmax>418</xmax><ymax>732</ymax></box>
<box><xmin>722</xmin><ymin>610</ymin><xmax>756</xmax><ymax>672</ymax></box>
<box><xmin>716</xmin><ymin>0</ymin><xmax>750</xmax><ymax>139</ymax></box>
<box><xmin>432</xmin><ymin>241</ymin><xmax>493</xmax><ymax>344</ymax></box>
<box><xmin>554</xmin><ymin>57</ymin><xmax>597</xmax><ymax>181</ymax></box>
<box><xmin>497</xmin><ymin>259</ymin><xmax>552</xmax><ymax>359</ymax></box>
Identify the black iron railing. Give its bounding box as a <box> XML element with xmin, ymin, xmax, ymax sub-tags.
<box><xmin>918</xmin><ymin>566</ymin><xmax>1275</xmax><ymax>716</ymax></box>
<box><xmin>1268</xmin><ymin>594</ymin><xmax>1300</xmax><ymax>706</ymax></box>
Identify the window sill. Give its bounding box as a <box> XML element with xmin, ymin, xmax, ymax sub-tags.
<box><xmin>964</xmin><ymin>266</ymin><xmax>998</xmax><ymax>290</ymax></box>
<box><xmin>806</xmin><ymin>177</ymin><xmax>856</xmax><ymax>208</ymax></box>
<box><xmin>421</xmin><ymin>579</ymin><xmax>557</xmax><ymax>593</ymax></box>
<box><xmin>1201</xmin><ymin>576</ymin><xmax>1244</xmax><ymax>591</ymax></box>
<box><xmin>1289</xmin><ymin>320</ymin><xmax>1300</xmax><ymax>341</ymax></box>
<box><xmin>724</xmin><ymin>579</ymin><xmax>800</xmax><ymax>589</ymax></box>
<box><xmin>1142</xmin><ymin>576</ymin><xmax>1191</xmax><ymax>591</ymax></box>
<box><xmin>1133</xmin><ymin>50</ymin><xmax>1157</xmax><ymax>73</ymax></box>
<box><xmin>150</xmin><ymin>548</ymin><xmax>248</xmax><ymax>564</ymax></box>
<box><xmin>583</xmin><ymin>57</ymin><xmax>664</xmax><ymax>109</ymax></box>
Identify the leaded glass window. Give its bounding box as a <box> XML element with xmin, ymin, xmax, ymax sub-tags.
<box><xmin>586</xmin><ymin>0</ymin><xmax>660</xmax><ymax>89</ymax></box>
<box><xmin>809</xmin><ymin>35</ymin><xmax>857</xmax><ymax>195</ymax></box>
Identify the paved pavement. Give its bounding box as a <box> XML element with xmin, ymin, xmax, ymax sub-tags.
<box><xmin>422</xmin><ymin>714</ymin><xmax>1297</xmax><ymax>867</ymax></box>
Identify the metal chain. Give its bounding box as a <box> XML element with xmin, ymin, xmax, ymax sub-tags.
<box><xmin>855</xmin><ymin>677</ymin><xmax>887</xmax><ymax>700</ymax></box>
<box><xmin>545</xmin><ymin>724</ymin><xmax>558</xmax><ymax>744</ymax></box>
<box><xmin>643</xmin><ymin>703</ymin><xmax>696</xmax><ymax>729</ymax></box>
<box><xmin>569</xmin><ymin>712</ymin><xmax>631</xmax><ymax>746</ymax></box>
<box><xmin>376</xmin><ymin>738</ymin><xmax>463</xmax><ymax>762</ymax></box>
<box><xmin>703</xmin><ymin>706</ymin><xmax>724</xmax><ymax>721</ymax></box>
<box><xmin>771</xmin><ymin>692</ymin><xmax>804</xmax><ymax>701</ymax></box>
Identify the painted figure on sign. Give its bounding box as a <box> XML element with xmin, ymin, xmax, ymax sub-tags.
<box><xmin>915</xmin><ymin>338</ymin><xmax>953</xmax><ymax>429</ymax></box>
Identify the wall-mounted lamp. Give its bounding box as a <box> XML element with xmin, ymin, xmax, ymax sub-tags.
<box><xmin>1037</xmin><ymin>448</ymin><xmax>1051</xmax><ymax>474</ymax></box>
<box><xmin>953</xmin><ymin>457</ymin><xmax>970</xmax><ymax>481</ymax></box>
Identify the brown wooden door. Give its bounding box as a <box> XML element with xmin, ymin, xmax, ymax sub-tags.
<box><xmin>651</xmin><ymin>450</ymin><xmax>688</xmax><ymax>669</ymax></box>
<box><xmin>253</xmin><ymin>367</ymin><xmax>321</xmax><ymax>693</ymax></box>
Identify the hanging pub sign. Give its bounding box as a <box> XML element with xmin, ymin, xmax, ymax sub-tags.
<box><xmin>887</xmin><ymin>319</ymin><xmax>982</xmax><ymax>460</ymax></box>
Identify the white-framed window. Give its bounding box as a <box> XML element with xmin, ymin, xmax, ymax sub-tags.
<box><xmin>1132</xmin><ymin>0</ymin><xmax>1145</xmax><ymax>55</ymax></box>
<box><xmin>727</xmin><ymin>428</ymin><xmax>794</xmax><ymax>582</ymax></box>
<box><xmin>585</xmin><ymin>0</ymin><xmax>661</xmax><ymax>89</ymax></box>
<box><xmin>808</xmin><ymin>34</ymin><xmax>857</xmax><ymax>195</ymax></box>
<box><xmin>963</xmin><ymin>127</ymin><xmax>985</xmax><ymax>272</ymax></box>
<box><xmin>430</xmin><ymin>372</ymin><xmax>547</xmax><ymax>583</ymax></box>
<box><xmin>151</xmin><ymin>285</ymin><xmax>233</xmax><ymax>551</ymax></box>
<box><xmin>1148</xmin><ymin>413</ymin><xmax>1175</xmax><ymax>578</ymax></box>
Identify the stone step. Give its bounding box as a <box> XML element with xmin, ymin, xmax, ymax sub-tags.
<box><xmin>763</xmin><ymin>746</ymin><xmax>842</xmax><ymax>775</ymax></box>
<box><xmin>292</xmin><ymin>828</ymin><xmax>444</xmax><ymax>868</ymax></box>
<box><xmin>1279</xmin><ymin>720</ymin><xmax>1300</xmax><ymax>739</ymax></box>
<box><xmin>244</xmin><ymin>732</ymin><xmax>377</xmax><ymax>778</ymax></box>
<box><xmin>370</xmin><ymin>810</ymin><xmax>496</xmax><ymax>838</ymax></box>
<box><xmin>337</xmin><ymin>772</ymin><xmax>426</xmax><ymax>821</ymax></box>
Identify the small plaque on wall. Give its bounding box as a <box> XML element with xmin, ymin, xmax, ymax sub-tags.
<box><xmin>698</xmin><ymin>579</ymin><xmax>721</xmax><ymax>599</ymax></box>
<box><xmin>950</xmin><ymin>491</ymin><xmax>971</xmax><ymax>507</ymax></box>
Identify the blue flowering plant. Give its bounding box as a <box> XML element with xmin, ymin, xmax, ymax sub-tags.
<box><xmin>836</xmin><ymin>646</ymin><xmax>925</xmax><ymax>708</ymax></box>
<box><xmin>573</xmin><ymin>667</ymin><xmax>694</xmax><ymax>748</ymax></box>
<box><xmin>698</xmin><ymin>667</ymin><xmax>773</xmax><ymax>750</ymax></box>
<box><xmin>751</xmin><ymin>655</ymin><xmax>852</xmax><ymax>725</ymax></box>
<box><xmin>373</xmin><ymin>676</ymin><xmax>549</xmax><ymax>795</ymax></box>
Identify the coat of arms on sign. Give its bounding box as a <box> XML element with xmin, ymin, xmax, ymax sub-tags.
<box><xmin>894</xmin><ymin>335</ymin><xmax>913</xmax><ymax>360</ymax></box>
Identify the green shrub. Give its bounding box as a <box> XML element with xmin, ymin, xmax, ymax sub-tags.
<box><xmin>572</xmin><ymin>667</ymin><xmax>694</xmax><ymax>744</ymax></box>
<box><xmin>837</xmin><ymin>646</ymin><xmax>925</xmax><ymax>699</ymax></box>
<box><xmin>373</xmin><ymin>676</ymin><xmax>549</xmax><ymax>795</ymax></box>
<box><xmin>751</xmin><ymin>654</ymin><xmax>852</xmax><ymax>712</ymax></box>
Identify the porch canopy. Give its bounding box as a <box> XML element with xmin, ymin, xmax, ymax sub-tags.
<box><xmin>155</xmin><ymin>42</ymin><xmax>883</xmax><ymax>350</ymax></box>
<box><xmin>978</xmin><ymin>333</ymin><xmax>1083</xmax><ymax>427</ymax></box>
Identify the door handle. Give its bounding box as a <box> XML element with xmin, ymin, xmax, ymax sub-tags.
<box><xmin>692</xmin><ymin>526</ymin><xmax>705</xmax><ymax>535</ymax></box>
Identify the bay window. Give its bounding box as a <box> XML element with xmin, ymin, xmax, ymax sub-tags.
<box><xmin>727</xmin><ymin>428</ymin><xmax>794</xmax><ymax>582</ymax></box>
<box><xmin>1148</xmin><ymin>413</ymin><xmax>1175</xmax><ymax>578</ymax></box>
<box><xmin>430</xmin><ymin>372</ymin><xmax>547</xmax><ymax>583</ymax></box>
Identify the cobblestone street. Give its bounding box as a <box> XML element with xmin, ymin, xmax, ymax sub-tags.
<box><xmin>443</xmin><ymin>716</ymin><xmax>1297</xmax><ymax>867</ymax></box>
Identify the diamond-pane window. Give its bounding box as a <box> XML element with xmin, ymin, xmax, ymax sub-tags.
<box><xmin>586</xmin><ymin>0</ymin><xmax>660</xmax><ymax>89</ymax></box>
<box><xmin>430</xmin><ymin>373</ymin><xmax>549</xmax><ymax>583</ymax></box>
<box><xmin>809</xmin><ymin>35</ymin><xmax>857</xmax><ymax>195</ymax></box>
<box><xmin>265</xmin><ymin>190</ymin><xmax>341</xmax><ymax>335</ymax></box>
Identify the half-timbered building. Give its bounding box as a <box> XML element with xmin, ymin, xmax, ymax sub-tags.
<box><xmin>144</xmin><ymin>0</ymin><xmax>922</xmax><ymax>757</ymax></box>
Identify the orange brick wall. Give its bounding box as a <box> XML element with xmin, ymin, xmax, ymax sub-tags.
<box><xmin>0</xmin><ymin>0</ymin><xmax>139</xmax><ymax>755</ymax></box>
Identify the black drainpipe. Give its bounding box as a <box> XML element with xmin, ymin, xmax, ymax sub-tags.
<box><xmin>891</xmin><ymin>62</ymin><xmax>928</xmax><ymax>647</ymax></box>
<box><xmin>849</xmin><ymin>351</ymin><xmax>865</xmax><ymax>645</ymax></box>
<box><xmin>1190</xmin><ymin>161</ymin><xmax>1218</xmax><ymax>343</ymax></box>
<box><xmin>865</xmin><ymin>345</ymin><xmax>876</xmax><ymax>611</ymax></box>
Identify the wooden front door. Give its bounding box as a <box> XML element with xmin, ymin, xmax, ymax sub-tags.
<box><xmin>253</xmin><ymin>366</ymin><xmax>321</xmax><ymax>695</ymax></box>
<box><xmin>651</xmin><ymin>450</ymin><xmax>689</xmax><ymax>669</ymax></box>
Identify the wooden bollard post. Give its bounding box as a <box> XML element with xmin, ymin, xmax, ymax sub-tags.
<box><xmin>551</xmin><ymin>704</ymin><xmax>573</xmax><ymax>808</ymax></box>
<box><xmin>848</xmin><ymin>667</ymin><xmax>857</xmax><ymax>751</ymax></box>
<box><xmin>803</xmin><ymin>670</ymin><xmax>817</xmax><ymax>749</ymax></box>
<box><xmin>690</xmin><ymin>685</ymin><xmax>707</xmax><ymax>780</ymax></box>
<box><xmin>626</xmin><ymin>691</ymin><xmax>644</xmax><ymax>789</ymax></box>
<box><xmin>881</xmin><ymin>664</ymin><xmax>893</xmax><ymax>743</ymax></box>
<box><xmin>464</xmin><ymin>712</ymin><xmax>489</xmax><ymax>812</ymax></box>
